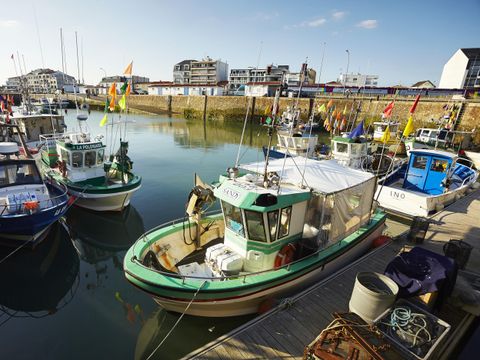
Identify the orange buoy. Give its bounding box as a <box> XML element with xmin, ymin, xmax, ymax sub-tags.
<box><xmin>274</xmin><ymin>243</ymin><xmax>296</xmax><ymax>268</ymax></box>
<box><xmin>371</xmin><ymin>235</ymin><xmax>392</xmax><ymax>248</ymax></box>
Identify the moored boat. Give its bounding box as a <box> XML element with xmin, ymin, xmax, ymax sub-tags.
<box><xmin>123</xmin><ymin>157</ymin><xmax>386</xmax><ymax>317</ymax></box>
<box><xmin>0</xmin><ymin>141</ymin><xmax>69</xmax><ymax>246</ymax></box>
<box><xmin>375</xmin><ymin>149</ymin><xmax>478</xmax><ymax>218</ymax></box>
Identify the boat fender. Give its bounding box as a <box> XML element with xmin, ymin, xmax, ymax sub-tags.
<box><xmin>274</xmin><ymin>243</ymin><xmax>296</xmax><ymax>268</ymax></box>
<box><xmin>371</xmin><ymin>235</ymin><xmax>391</xmax><ymax>248</ymax></box>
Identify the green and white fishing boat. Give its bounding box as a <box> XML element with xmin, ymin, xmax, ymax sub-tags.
<box><xmin>124</xmin><ymin>156</ymin><xmax>386</xmax><ymax>317</ymax></box>
<box><xmin>40</xmin><ymin>115</ymin><xmax>141</xmax><ymax>212</ymax></box>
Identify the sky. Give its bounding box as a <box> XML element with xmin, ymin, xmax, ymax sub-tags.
<box><xmin>0</xmin><ymin>0</ymin><xmax>479</xmax><ymax>87</ymax></box>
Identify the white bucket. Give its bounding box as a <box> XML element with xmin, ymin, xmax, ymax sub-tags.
<box><xmin>349</xmin><ymin>272</ymin><xmax>399</xmax><ymax>323</ymax></box>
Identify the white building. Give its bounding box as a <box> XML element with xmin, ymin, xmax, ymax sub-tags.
<box><xmin>338</xmin><ymin>73</ymin><xmax>378</xmax><ymax>87</ymax></box>
<box><xmin>148</xmin><ymin>82</ymin><xmax>227</xmax><ymax>96</ymax></box>
<box><xmin>173</xmin><ymin>60</ymin><xmax>196</xmax><ymax>84</ymax></box>
<box><xmin>244</xmin><ymin>82</ymin><xmax>282</xmax><ymax>97</ymax></box>
<box><xmin>99</xmin><ymin>75</ymin><xmax>150</xmax><ymax>94</ymax></box>
<box><xmin>6</xmin><ymin>69</ymin><xmax>76</xmax><ymax>93</ymax></box>
<box><xmin>229</xmin><ymin>65</ymin><xmax>289</xmax><ymax>92</ymax></box>
<box><xmin>189</xmin><ymin>57</ymin><xmax>228</xmax><ymax>85</ymax></box>
<box><xmin>439</xmin><ymin>48</ymin><xmax>480</xmax><ymax>89</ymax></box>
<box><xmin>285</xmin><ymin>68</ymin><xmax>317</xmax><ymax>86</ymax></box>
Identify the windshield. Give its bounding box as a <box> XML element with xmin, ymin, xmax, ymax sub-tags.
<box><xmin>0</xmin><ymin>161</ymin><xmax>43</xmax><ymax>188</ymax></box>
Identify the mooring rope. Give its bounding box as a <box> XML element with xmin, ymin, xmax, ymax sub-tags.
<box><xmin>146</xmin><ymin>281</ymin><xmax>207</xmax><ymax>360</ymax></box>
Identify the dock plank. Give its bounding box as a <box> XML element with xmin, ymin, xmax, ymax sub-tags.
<box><xmin>188</xmin><ymin>189</ymin><xmax>480</xmax><ymax>359</ymax></box>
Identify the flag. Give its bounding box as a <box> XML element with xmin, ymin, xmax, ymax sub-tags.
<box><xmin>108</xmin><ymin>82</ymin><xmax>117</xmax><ymax>97</ymax></box>
<box><xmin>326</xmin><ymin>99</ymin><xmax>334</xmax><ymax>109</ymax></box>
<box><xmin>380</xmin><ymin>125</ymin><xmax>391</xmax><ymax>143</ymax></box>
<box><xmin>264</xmin><ymin>105</ymin><xmax>270</xmax><ymax>115</ymax></box>
<box><xmin>99</xmin><ymin>114</ymin><xmax>108</xmax><ymax>127</ymax></box>
<box><xmin>348</xmin><ymin>120</ymin><xmax>364</xmax><ymax>139</ymax></box>
<box><xmin>121</xmin><ymin>81</ymin><xmax>129</xmax><ymax>94</ymax></box>
<box><xmin>109</xmin><ymin>97</ymin><xmax>115</xmax><ymax>111</ymax></box>
<box><xmin>336</xmin><ymin>111</ymin><xmax>342</xmax><ymax>120</ymax></box>
<box><xmin>383</xmin><ymin>101</ymin><xmax>394</xmax><ymax>118</ymax></box>
<box><xmin>265</xmin><ymin>116</ymin><xmax>272</xmax><ymax>125</ymax></box>
<box><xmin>409</xmin><ymin>94</ymin><xmax>421</xmax><ymax>114</ymax></box>
<box><xmin>317</xmin><ymin>103</ymin><xmax>326</xmax><ymax>113</ymax></box>
<box><xmin>118</xmin><ymin>94</ymin><xmax>126</xmax><ymax>110</ymax></box>
<box><xmin>123</xmin><ymin>61</ymin><xmax>133</xmax><ymax>76</ymax></box>
<box><xmin>342</xmin><ymin>105</ymin><xmax>347</xmax><ymax>115</ymax></box>
<box><xmin>403</xmin><ymin>115</ymin><xmax>414</xmax><ymax>137</ymax></box>
<box><xmin>125</xmin><ymin>83</ymin><xmax>131</xmax><ymax>96</ymax></box>
<box><xmin>0</xmin><ymin>101</ymin><xmax>4</xmax><ymax>112</ymax></box>
<box><xmin>340</xmin><ymin>117</ymin><xmax>347</xmax><ymax>131</ymax></box>
<box><xmin>333</xmin><ymin>119</ymin><xmax>338</xmax><ymax>129</ymax></box>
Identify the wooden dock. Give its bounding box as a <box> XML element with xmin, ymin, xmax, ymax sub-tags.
<box><xmin>186</xmin><ymin>189</ymin><xmax>480</xmax><ymax>360</ymax></box>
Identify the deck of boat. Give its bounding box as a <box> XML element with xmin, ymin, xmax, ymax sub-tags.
<box><xmin>186</xmin><ymin>188</ymin><xmax>480</xmax><ymax>360</ymax></box>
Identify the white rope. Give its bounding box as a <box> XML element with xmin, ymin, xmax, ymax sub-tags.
<box><xmin>146</xmin><ymin>281</ymin><xmax>207</xmax><ymax>360</ymax></box>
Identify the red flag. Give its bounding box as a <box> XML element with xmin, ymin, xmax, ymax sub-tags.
<box><xmin>383</xmin><ymin>101</ymin><xmax>395</xmax><ymax>118</ymax></box>
<box><xmin>409</xmin><ymin>94</ymin><xmax>421</xmax><ymax>114</ymax></box>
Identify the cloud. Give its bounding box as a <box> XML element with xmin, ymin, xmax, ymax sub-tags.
<box><xmin>254</xmin><ymin>12</ymin><xmax>279</xmax><ymax>21</ymax></box>
<box><xmin>0</xmin><ymin>20</ymin><xmax>19</xmax><ymax>28</ymax></box>
<box><xmin>357</xmin><ymin>19</ymin><xmax>378</xmax><ymax>29</ymax></box>
<box><xmin>332</xmin><ymin>11</ymin><xmax>346</xmax><ymax>21</ymax></box>
<box><xmin>306</xmin><ymin>17</ymin><xmax>327</xmax><ymax>27</ymax></box>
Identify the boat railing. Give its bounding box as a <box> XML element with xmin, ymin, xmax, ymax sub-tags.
<box><xmin>0</xmin><ymin>181</ymin><xmax>69</xmax><ymax>216</ymax></box>
<box><xmin>130</xmin><ymin>212</ymin><xmax>351</xmax><ymax>282</ymax></box>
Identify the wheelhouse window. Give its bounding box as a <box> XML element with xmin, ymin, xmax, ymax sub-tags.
<box><xmin>0</xmin><ymin>162</ymin><xmax>42</xmax><ymax>187</ymax></box>
<box><xmin>245</xmin><ymin>210</ymin><xmax>267</xmax><ymax>242</ymax></box>
<box><xmin>222</xmin><ymin>201</ymin><xmax>244</xmax><ymax>236</ymax></box>
<box><xmin>97</xmin><ymin>149</ymin><xmax>105</xmax><ymax>164</ymax></box>
<box><xmin>61</xmin><ymin>149</ymin><xmax>70</xmax><ymax>165</ymax></box>
<box><xmin>336</xmin><ymin>143</ymin><xmax>348</xmax><ymax>153</ymax></box>
<box><xmin>412</xmin><ymin>156</ymin><xmax>428</xmax><ymax>170</ymax></box>
<box><xmin>279</xmin><ymin>206</ymin><xmax>292</xmax><ymax>238</ymax></box>
<box><xmin>267</xmin><ymin>210</ymin><xmax>279</xmax><ymax>241</ymax></box>
<box><xmin>430</xmin><ymin>158</ymin><xmax>449</xmax><ymax>173</ymax></box>
<box><xmin>72</xmin><ymin>152</ymin><xmax>83</xmax><ymax>168</ymax></box>
<box><xmin>85</xmin><ymin>151</ymin><xmax>96</xmax><ymax>167</ymax></box>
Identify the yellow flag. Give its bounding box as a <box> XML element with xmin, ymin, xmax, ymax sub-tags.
<box><xmin>264</xmin><ymin>105</ymin><xmax>270</xmax><ymax>115</ymax></box>
<box><xmin>109</xmin><ymin>97</ymin><xmax>115</xmax><ymax>111</ymax></box>
<box><xmin>123</xmin><ymin>61</ymin><xmax>133</xmax><ymax>76</ymax></box>
<box><xmin>118</xmin><ymin>94</ymin><xmax>126</xmax><ymax>110</ymax></box>
<box><xmin>380</xmin><ymin>125</ymin><xmax>391</xmax><ymax>143</ymax></box>
<box><xmin>403</xmin><ymin>115</ymin><xmax>414</xmax><ymax>137</ymax></box>
<box><xmin>99</xmin><ymin>114</ymin><xmax>108</xmax><ymax>127</ymax></box>
<box><xmin>318</xmin><ymin>104</ymin><xmax>326</xmax><ymax>113</ymax></box>
<box><xmin>343</xmin><ymin>105</ymin><xmax>347</xmax><ymax>115</ymax></box>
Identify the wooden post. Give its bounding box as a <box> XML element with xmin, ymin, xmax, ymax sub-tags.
<box><xmin>167</xmin><ymin>95</ymin><xmax>172</xmax><ymax>113</ymax></box>
<box><xmin>203</xmin><ymin>95</ymin><xmax>208</xmax><ymax>123</ymax></box>
<box><xmin>308</xmin><ymin>98</ymin><xmax>314</xmax><ymax>120</ymax></box>
<box><xmin>249</xmin><ymin>96</ymin><xmax>256</xmax><ymax>123</ymax></box>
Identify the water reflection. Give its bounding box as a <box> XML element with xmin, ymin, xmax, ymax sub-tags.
<box><xmin>0</xmin><ymin>223</ymin><xmax>80</xmax><ymax>320</ymax></box>
<box><xmin>135</xmin><ymin>307</ymin><xmax>254</xmax><ymax>360</ymax></box>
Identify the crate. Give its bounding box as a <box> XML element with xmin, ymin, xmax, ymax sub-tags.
<box><xmin>374</xmin><ymin>299</ymin><xmax>451</xmax><ymax>360</ymax></box>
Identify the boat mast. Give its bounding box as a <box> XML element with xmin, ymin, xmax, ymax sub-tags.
<box><xmin>263</xmin><ymin>87</ymin><xmax>281</xmax><ymax>187</ymax></box>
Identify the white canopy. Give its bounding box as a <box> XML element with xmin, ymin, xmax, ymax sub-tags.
<box><xmin>241</xmin><ymin>158</ymin><xmax>375</xmax><ymax>195</ymax></box>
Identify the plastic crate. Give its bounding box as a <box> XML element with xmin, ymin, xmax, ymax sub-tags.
<box><xmin>374</xmin><ymin>298</ymin><xmax>450</xmax><ymax>360</ymax></box>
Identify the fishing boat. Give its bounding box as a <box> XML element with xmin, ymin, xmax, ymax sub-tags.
<box><xmin>464</xmin><ymin>150</ymin><xmax>480</xmax><ymax>169</ymax></box>
<box><xmin>39</xmin><ymin>116</ymin><xmax>142</xmax><ymax>212</ymax></box>
<box><xmin>375</xmin><ymin>149</ymin><xmax>478</xmax><ymax>218</ymax></box>
<box><xmin>0</xmin><ymin>138</ymin><xmax>69</xmax><ymax>246</ymax></box>
<box><xmin>123</xmin><ymin>156</ymin><xmax>386</xmax><ymax>317</ymax></box>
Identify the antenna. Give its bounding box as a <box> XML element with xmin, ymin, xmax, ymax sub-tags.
<box><xmin>75</xmin><ymin>31</ymin><xmax>81</xmax><ymax>84</ymax></box>
<box><xmin>81</xmin><ymin>37</ymin><xmax>85</xmax><ymax>84</ymax></box>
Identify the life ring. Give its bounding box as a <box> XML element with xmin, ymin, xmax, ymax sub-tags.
<box><xmin>274</xmin><ymin>243</ymin><xmax>296</xmax><ymax>268</ymax></box>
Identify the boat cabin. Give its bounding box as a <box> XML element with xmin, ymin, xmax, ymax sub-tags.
<box><xmin>373</xmin><ymin>122</ymin><xmax>399</xmax><ymax>142</ymax></box>
<box><xmin>275</xmin><ymin>132</ymin><xmax>318</xmax><ymax>157</ymax></box>
<box><xmin>41</xmin><ymin>132</ymin><xmax>107</xmax><ymax>183</ymax></box>
<box><xmin>210</xmin><ymin>158</ymin><xmax>377</xmax><ymax>274</ymax></box>
<box><xmin>415</xmin><ymin>128</ymin><xmax>453</xmax><ymax>147</ymax></box>
<box><xmin>0</xmin><ymin>143</ymin><xmax>50</xmax><ymax>214</ymax></box>
<box><xmin>403</xmin><ymin>149</ymin><xmax>456</xmax><ymax>195</ymax></box>
<box><xmin>331</xmin><ymin>136</ymin><xmax>368</xmax><ymax>168</ymax></box>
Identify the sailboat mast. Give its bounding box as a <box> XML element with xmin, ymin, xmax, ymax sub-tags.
<box><xmin>75</xmin><ymin>31</ymin><xmax>81</xmax><ymax>85</ymax></box>
<box><xmin>263</xmin><ymin>88</ymin><xmax>280</xmax><ymax>187</ymax></box>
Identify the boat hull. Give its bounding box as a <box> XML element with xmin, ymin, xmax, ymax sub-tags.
<box><xmin>68</xmin><ymin>186</ymin><xmax>140</xmax><ymax>212</ymax></box>
<box><xmin>0</xmin><ymin>183</ymin><xmax>69</xmax><ymax>247</ymax></box>
<box><xmin>124</xmin><ymin>212</ymin><xmax>386</xmax><ymax>317</ymax></box>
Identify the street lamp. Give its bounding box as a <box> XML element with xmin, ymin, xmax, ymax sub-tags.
<box><xmin>344</xmin><ymin>49</ymin><xmax>350</xmax><ymax>94</ymax></box>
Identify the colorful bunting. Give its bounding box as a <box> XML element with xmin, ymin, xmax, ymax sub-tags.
<box><xmin>326</xmin><ymin>99</ymin><xmax>334</xmax><ymax>109</ymax></box>
<box><xmin>380</xmin><ymin>125</ymin><xmax>391</xmax><ymax>143</ymax></box>
<box><xmin>403</xmin><ymin>115</ymin><xmax>414</xmax><ymax>137</ymax></box>
<box><xmin>109</xmin><ymin>97</ymin><xmax>115</xmax><ymax>111</ymax></box>
<box><xmin>342</xmin><ymin>105</ymin><xmax>347</xmax><ymax>115</ymax></box>
<box><xmin>108</xmin><ymin>82</ymin><xmax>117</xmax><ymax>98</ymax></box>
<box><xmin>264</xmin><ymin>105</ymin><xmax>271</xmax><ymax>115</ymax></box>
<box><xmin>318</xmin><ymin>103</ymin><xmax>326</xmax><ymax>113</ymax></box>
<box><xmin>340</xmin><ymin>117</ymin><xmax>347</xmax><ymax>131</ymax></box>
<box><xmin>99</xmin><ymin>114</ymin><xmax>108</xmax><ymax>127</ymax></box>
<box><xmin>409</xmin><ymin>94</ymin><xmax>421</xmax><ymax>114</ymax></box>
<box><xmin>121</xmin><ymin>81</ymin><xmax>129</xmax><ymax>94</ymax></box>
<box><xmin>383</xmin><ymin>101</ymin><xmax>395</xmax><ymax>118</ymax></box>
<box><xmin>123</xmin><ymin>61</ymin><xmax>133</xmax><ymax>76</ymax></box>
<box><xmin>118</xmin><ymin>94</ymin><xmax>126</xmax><ymax>110</ymax></box>
<box><xmin>125</xmin><ymin>83</ymin><xmax>131</xmax><ymax>96</ymax></box>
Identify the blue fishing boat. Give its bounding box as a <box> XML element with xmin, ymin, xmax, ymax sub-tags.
<box><xmin>376</xmin><ymin>149</ymin><xmax>478</xmax><ymax>218</ymax></box>
<box><xmin>0</xmin><ymin>141</ymin><xmax>70</xmax><ymax>246</ymax></box>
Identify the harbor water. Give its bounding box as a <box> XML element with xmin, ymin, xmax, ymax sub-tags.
<box><xmin>0</xmin><ymin>110</ymin><xmax>334</xmax><ymax>360</ymax></box>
